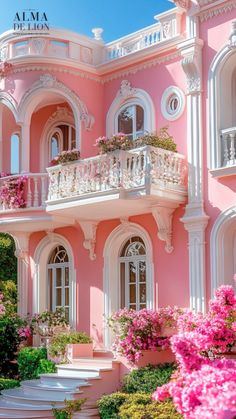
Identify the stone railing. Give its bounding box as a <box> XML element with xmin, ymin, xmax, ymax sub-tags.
<box><xmin>0</xmin><ymin>173</ymin><xmax>48</xmax><ymax>211</ymax></box>
<box><xmin>47</xmin><ymin>146</ymin><xmax>187</xmax><ymax>202</ymax></box>
<box><xmin>105</xmin><ymin>9</ymin><xmax>182</xmax><ymax>61</ymax></box>
<box><xmin>221</xmin><ymin>127</ymin><xmax>236</xmax><ymax>167</ymax></box>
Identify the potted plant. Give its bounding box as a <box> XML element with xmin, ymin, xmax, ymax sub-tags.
<box><xmin>94</xmin><ymin>128</ymin><xmax>177</xmax><ymax>155</ymax></box>
<box><xmin>31</xmin><ymin>308</ymin><xmax>70</xmax><ymax>347</ymax></box>
<box><xmin>48</xmin><ymin>331</ymin><xmax>93</xmax><ymax>363</ymax></box>
<box><xmin>50</xmin><ymin>149</ymin><xmax>80</xmax><ymax>166</ymax></box>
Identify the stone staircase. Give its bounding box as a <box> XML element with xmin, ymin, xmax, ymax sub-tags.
<box><xmin>0</xmin><ymin>354</ymin><xmax>121</xmax><ymax>419</ymax></box>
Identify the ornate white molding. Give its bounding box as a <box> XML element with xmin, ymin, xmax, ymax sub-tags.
<box><xmin>79</xmin><ymin>221</ymin><xmax>98</xmax><ymax>261</ymax></box>
<box><xmin>19</xmin><ymin>74</ymin><xmax>94</xmax><ymax>130</ymax></box>
<box><xmin>152</xmin><ymin>206</ymin><xmax>175</xmax><ymax>253</ymax></box>
<box><xmin>170</xmin><ymin>0</ymin><xmax>190</xmax><ymax>10</ymax></box>
<box><xmin>161</xmin><ymin>85</ymin><xmax>186</xmax><ymax>121</ymax></box>
<box><xmin>178</xmin><ymin>38</ymin><xmax>204</xmax><ymax>94</ymax></box>
<box><xmin>117</xmin><ymin>80</ymin><xmax>137</xmax><ymax>98</ymax></box>
<box><xmin>47</xmin><ymin>106</ymin><xmax>74</xmax><ymax>126</ymax></box>
<box><xmin>199</xmin><ymin>0</ymin><xmax>236</xmax><ymax>22</ymax></box>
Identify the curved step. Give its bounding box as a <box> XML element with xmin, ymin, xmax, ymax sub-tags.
<box><xmin>40</xmin><ymin>373</ymin><xmax>101</xmax><ymax>386</ymax></box>
<box><xmin>21</xmin><ymin>379</ymin><xmax>91</xmax><ymax>397</ymax></box>
<box><xmin>0</xmin><ymin>399</ymin><xmax>57</xmax><ymax>417</ymax></box>
<box><xmin>1</xmin><ymin>388</ymin><xmax>82</xmax><ymax>405</ymax></box>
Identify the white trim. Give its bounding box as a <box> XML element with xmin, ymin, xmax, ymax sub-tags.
<box><xmin>161</xmin><ymin>86</ymin><xmax>185</xmax><ymax>121</ymax></box>
<box><xmin>210</xmin><ymin>205</ymin><xmax>236</xmax><ymax>296</ymax></box>
<box><xmin>33</xmin><ymin>233</ymin><xmax>77</xmax><ymax>329</ymax></box>
<box><xmin>103</xmin><ymin>221</ymin><xmax>154</xmax><ymax>349</ymax></box>
<box><xmin>208</xmin><ymin>23</ymin><xmax>236</xmax><ymax>169</ymax></box>
<box><xmin>106</xmin><ymin>81</ymin><xmax>156</xmax><ymax>137</ymax></box>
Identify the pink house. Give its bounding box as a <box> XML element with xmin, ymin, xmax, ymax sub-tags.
<box><xmin>0</xmin><ymin>0</ymin><xmax>235</xmax><ymax>351</ymax></box>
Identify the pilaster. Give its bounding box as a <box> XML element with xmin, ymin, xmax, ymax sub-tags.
<box><xmin>12</xmin><ymin>232</ymin><xmax>30</xmax><ymax>317</ymax></box>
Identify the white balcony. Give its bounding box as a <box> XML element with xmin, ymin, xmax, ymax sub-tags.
<box><xmin>211</xmin><ymin>127</ymin><xmax>236</xmax><ymax>178</ymax></box>
<box><xmin>46</xmin><ymin>146</ymin><xmax>187</xmax><ymax>221</ymax></box>
<box><xmin>0</xmin><ymin>173</ymin><xmax>48</xmax><ymax>212</ymax></box>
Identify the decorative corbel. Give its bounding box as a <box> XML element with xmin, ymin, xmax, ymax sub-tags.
<box><xmin>229</xmin><ymin>21</ymin><xmax>236</xmax><ymax>48</ymax></box>
<box><xmin>79</xmin><ymin>221</ymin><xmax>98</xmax><ymax>261</ymax></box>
<box><xmin>120</xmin><ymin>217</ymin><xmax>130</xmax><ymax>232</ymax></box>
<box><xmin>152</xmin><ymin>206</ymin><xmax>175</xmax><ymax>253</ymax></box>
<box><xmin>178</xmin><ymin>38</ymin><xmax>204</xmax><ymax>94</ymax></box>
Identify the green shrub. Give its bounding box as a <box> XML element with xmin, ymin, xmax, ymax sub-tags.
<box><xmin>122</xmin><ymin>363</ymin><xmax>176</xmax><ymax>394</ymax></box>
<box><xmin>48</xmin><ymin>331</ymin><xmax>92</xmax><ymax>361</ymax></box>
<box><xmin>0</xmin><ymin>233</ymin><xmax>17</xmax><ymax>282</ymax></box>
<box><xmin>119</xmin><ymin>394</ymin><xmax>182</xmax><ymax>419</ymax></box>
<box><xmin>0</xmin><ymin>378</ymin><xmax>20</xmax><ymax>392</ymax></box>
<box><xmin>0</xmin><ymin>316</ymin><xmax>25</xmax><ymax>376</ymax></box>
<box><xmin>98</xmin><ymin>392</ymin><xmax>129</xmax><ymax>419</ymax></box>
<box><xmin>53</xmin><ymin>399</ymin><xmax>86</xmax><ymax>419</ymax></box>
<box><xmin>18</xmin><ymin>347</ymin><xmax>56</xmax><ymax>380</ymax></box>
<box><xmin>0</xmin><ymin>280</ymin><xmax>17</xmax><ymax>315</ymax></box>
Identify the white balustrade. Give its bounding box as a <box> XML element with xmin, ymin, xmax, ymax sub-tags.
<box><xmin>47</xmin><ymin>146</ymin><xmax>186</xmax><ymax>202</ymax></box>
<box><xmin>221</xmin><ymin>128</ymin><xmax>236</xmax><ymax>167</ymax></box>
<box><xmin>0</xmin><ymin>173</ymin><xmax>48</xmax><ymax>211</ymax></box>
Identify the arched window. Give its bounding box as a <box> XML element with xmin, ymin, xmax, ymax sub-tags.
<box><xmin>47</xmin><ymin>245</ymin><xmax>70</xmax><ymax>320</ymax></box>
<box><xmin>11</xmin><ymin>133</ymin><xmax>20</xmax><ymax>174</ymax></box>
<box><xmin>49</xmin><ymin>124</ymin><xmax>76</xmax><ymax>161</ymax></box>
<box><xmin>117</xmin><ymin>105</ymin><xmax>144</xmax><ymax>139</ymax></box>
<box><xmin>119</xmin><ymin>236</ymin><xmax>147</xmax><ymax>310</ymax></box>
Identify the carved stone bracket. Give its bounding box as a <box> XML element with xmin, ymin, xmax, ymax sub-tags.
<box><xmin>229</xmin><ymin>21</ymin><xmax>236</xmax><ymax>47</ymax></box>
<box><xmin>79</xmin><ymin>221</ymin><xmax>98</xmax><ymax>261</ymax></box>
<box><xmin>152</xmin><ymin>206</ymin><xmax>175</xmax><ymax>253</ymax></box>
<box><xmin>178</xmin><ymin>38</ymin><xmax>204</xmax><ymax>94</ymax></box>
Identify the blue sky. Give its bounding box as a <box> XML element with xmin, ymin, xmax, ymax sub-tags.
<box><xmin>1</xmin><ymin>0</ymin><xmax>174</xmax><ymax>42</ymax></box>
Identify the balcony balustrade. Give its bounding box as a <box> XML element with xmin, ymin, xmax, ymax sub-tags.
<box><xmin>0</xmin><ymin>173</ymin><xmax>48</xmax><ymax>212</ymax></box>
<box><xmin>47</xmin><ymin>146</ymin><xmax>187</xmax><ymax>209</ymax></box>
<box><xmin>221</xmin><ymin>127</ymin><xmax>236</xmax><ymax>167</ymax></box>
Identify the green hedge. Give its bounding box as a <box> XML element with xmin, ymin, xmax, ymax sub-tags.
<box><xmin>122</xmin><ymin>363</ymin><xmax>176</xmax><ymax>394</ymax></box>
<box><xmin>18</xmin><ymin>347</ymin><xmax>56</xmax><ymax>380</ymax></box>
<box><xmin>0</xmin><ymin>378</ymin><xmax>20</xmax><ymax>392</ymax></box>
<box><xmin>98</xmin><ymin>392</ymin><xmax>182</xmax><ymax>419</ymax></box>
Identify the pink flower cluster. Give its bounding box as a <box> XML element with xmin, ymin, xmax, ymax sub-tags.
<box><xmin>0</xmin><ymin>175</ymin><xmax>27</xmax><ymax>209</ymax></box>
<box><xmin>153</xmin><ymin>358</ymin><xmax>236</xmax><ymax>419</ymax></box>
<box><xmin>18</xmin><ymin>326</ymin><xmax>31</xmax><ymax>339</ymax></box>
<box><xmin>152</xmin><ymin>284</ymin><xmax>236</xmax><ymax>419</ymax></box>
<box><xmin>110</xmin><ymin>307</ymin><xmax>183</xmax><ymax>363</ymax></box>
<box><xmin>0</xmin><ymin>293</ymin><xmax>5</xmax><ymax>316</ymax></box>
<box><xmin>95</xmin><ymin>133</ymin><xmax>131</xmax><ymax>154</ymax></box>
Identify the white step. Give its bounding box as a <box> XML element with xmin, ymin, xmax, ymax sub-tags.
<box><xmin>21</xmin><ymin>379</ymin><xmax>91</xmax><ymax>397</ymax></box>
<box><xmin>57</xmin><ymin>364</ymin><xmax>113</xmax><ymax>378</ymax></box>
<box><xmin>40</xmin><ymin>373</ymin><xmax>101</xmax><ymax>385</ymax></box>
<box><xmin>0</xmin><ymin>399</ymin><xmax>56</xmax><ymax>417</ymax></box>
<box><xmin>1</xmin><ymin>388</ymin><xmax>81</xmax><ymax>405</ymax></box>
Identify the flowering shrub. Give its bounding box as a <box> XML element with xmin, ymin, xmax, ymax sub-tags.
<box><xmin>152</xmin><ymin>284</ymin><xmax>236</xmax><ymax>419</ymax></box>
<box><xmin>0</xmin><ymin>174</ymin><xmax>27</xmax><ymax>209</ymax></box>
<box><xmin>95</xmin><ymin>128</ymin><xmax>177</xmax><ymax>154</ymax></box>
<box><xmin>109</xmin><ymin>307</ymin><xmax>183</xmax><ymax>363</ymax></box>
<box><xmin>51</xmin><ymin>149</ymin><xmax>80</xmax><ymax>165</ymax></box>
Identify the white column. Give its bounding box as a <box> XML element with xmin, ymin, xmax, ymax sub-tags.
<box><xmin>15</xmin><ymin>250</ymin><xmax>30</xmax><ymax>317</ymax></box>
<box><xmin>12</xmin><ymin>233</ymin><xmax>30</xmax><ymax>317</ymax></box>
<box><xmin>20</xmin><ymin>123</ymin><xmax>30</xmax><ymax>173</ymax></box>
<box><xmin>178</xmin><ymin>37</ymin><xmax>209</xmax><ymax>313</ymax></box>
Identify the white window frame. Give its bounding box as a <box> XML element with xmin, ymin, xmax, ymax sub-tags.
<box><xmin>48</xmin><ymin>124</ymin><xmax>76</xmax><ymax>162</ymax></box>
<box><xmin>106</xmin><ymin>85</ymin><xmax>155</xmax><ymax>137</ymax></box>
<box><xmin>116</xmin><ymin>103</ymin><xmax>145</xmax><ymax>140</ymax></box>
<box><xmin>119</xmin><ymin>252</ymin><xmax>147</xmax><ymax>310</ymax></box>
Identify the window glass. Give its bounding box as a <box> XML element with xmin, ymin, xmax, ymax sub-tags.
<box><xmin>118</xmin><ymin>105</ymin><xmax>144</xmax><ymax>139</ymax></box>
<box><xmin>11</xmin><ymin>134</ymin><xmax>20</xmax><ymax>174</ymax></box>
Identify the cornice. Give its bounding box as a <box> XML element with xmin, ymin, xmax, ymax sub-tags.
<box><xmin>197</xmin><ymin>0</ymin><xmax>236</xmax><ymax>22</ymax></box>
<box><xmin>4</xmin><ymin>50</ymin><xmax>182</xmax><ymax>85</ymax></box>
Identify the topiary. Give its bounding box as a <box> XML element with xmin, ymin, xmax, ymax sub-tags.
<box><xmin>97</xmin><ymin>392</ymin><xmax>129</xmax><ymax>419</ymax></box>
<box><xmin>122</xmin><ymin>363</ymin><xmax>176</xmax><ymax>394</ymax></box>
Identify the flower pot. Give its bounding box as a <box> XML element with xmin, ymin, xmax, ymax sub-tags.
<box><xmin>134</xmin><ymin>349</ymin><xmax>175</xmax><ymax>368</ymax></box>
<box><xmin>66</xmin><ymin>343</ymin><xmax>93</xmax><ymax>361</ymax></box>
